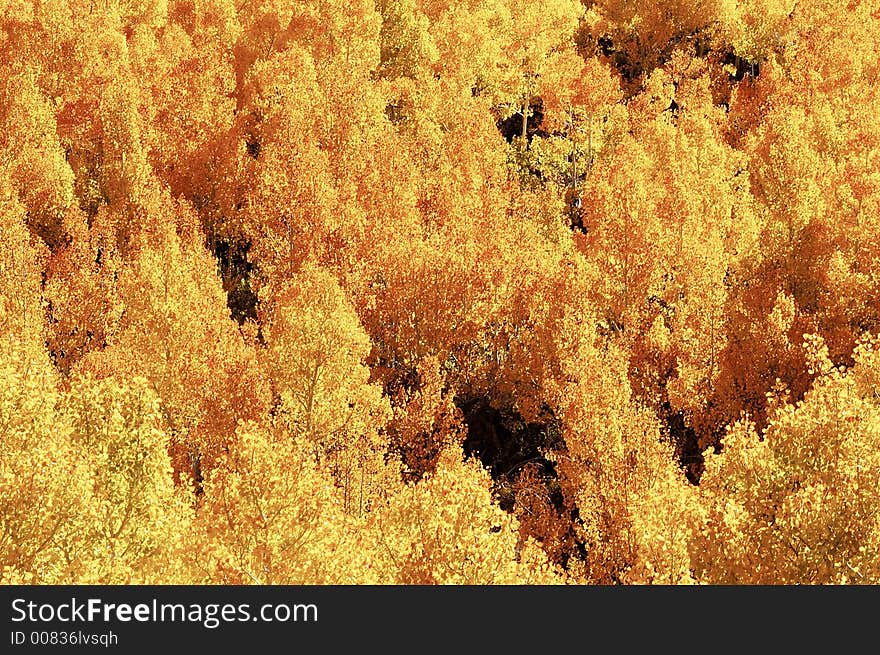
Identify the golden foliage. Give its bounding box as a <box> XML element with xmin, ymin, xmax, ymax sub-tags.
<box><xmin>1</xmin><ymin>0</ymin><xmax>879</xmax><ymax>585</ymax></box>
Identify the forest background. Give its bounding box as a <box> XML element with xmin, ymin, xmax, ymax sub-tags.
<box><xmin>1</xmin><ymin>0</ymin><xmax>879</xmax><ymax>584</ymax></box>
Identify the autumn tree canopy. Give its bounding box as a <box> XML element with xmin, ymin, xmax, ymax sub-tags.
<box><xmin>2</xmin><ymin>0</ymin><xmax>879</xmax><ymax>585</ymax></box>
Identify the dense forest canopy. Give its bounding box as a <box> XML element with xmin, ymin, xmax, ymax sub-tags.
<box><xmin>1</xmin><ymin>0</ymin><xmax>879</xmax><ymax>584</ymax></box>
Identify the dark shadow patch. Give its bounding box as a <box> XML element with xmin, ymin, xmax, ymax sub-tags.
<box><xmin>663</xmin><ymin>406</ymin><xmax>705</xmax><ymax>484</ymax></box>
<box><xmin>722</xmin><ymin>51</ymin><xmax>761</xmax><ymax>82</ymax></box>
<box><xmin>495</xmin><ymin>97</ymin><xmax>548</xmax><ymax>145</ymax></box>
<box><xmin>458</xmin><ymin>397</ymin><xmax>562</xmax><ymax>509</ymax></box>
<box><xmin>212</xmin><ymin>237</ymin><xmax>259</xmax><ymax>324</ymax></box>
<box><xmin>245</xmin><ymin>138</ymin><xmax>261</xmax><ymax>159</ymax></box>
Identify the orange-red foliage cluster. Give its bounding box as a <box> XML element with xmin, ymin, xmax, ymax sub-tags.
<box><xmin>2</xmin><ymin>0</ymin><xmax>880</xmax><ymax>584</ymax></box>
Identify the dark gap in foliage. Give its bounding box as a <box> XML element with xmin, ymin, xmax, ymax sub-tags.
<box><xmin>458</xmin><ymin>397</ymin><xmax>562</xmax><ymax>509</ymax></box>
<box><xmin>245</xmin><ymin>137</ymin><xmax>261</xmax><ymax>159</ymax></box>
<box><xmin>26</xmin><ymin>212</ymin><xmax>71</xmax><ymax>253</ymax></box>
<box><xmin>495</xmin><ymin>98</ymin><xmax>548</xmax><ymax>144</ymax></box>
<box><xmin>597</xmin><ymin>36</ymin><xmax>615</xmax><ymax>57</ymax></box>
<box><xmin>662</xmin><ymin>405</ymin><xmax>705</xmax><ymax>484</ymax></box>
<box><xmin>586</xmin><ymin>27</ymin><xmax>720</xmax><ymax>95</ymax></box>
<box><xmin>458</xmin><ymin>398</ymin><xmax>590</xmax><ymax>568</ymax></box>
<box><xmin>211</xmin><ymin>237</ymin><xmax>259</xmax><ymax>324</ymax></box>
<box><xmin>565</xmin><ymin>187</ymin><xmax>587</xmax><ymax>233</ymax></box>
<box><xmin>722</xmin><ymin>51</ymin><xmax>762</xmax><ymax>82</ymax></box>
<box><xmin>385</xmin><ymin>100</ymin><xmax>408</xmax><ymax>125</ymax></box>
